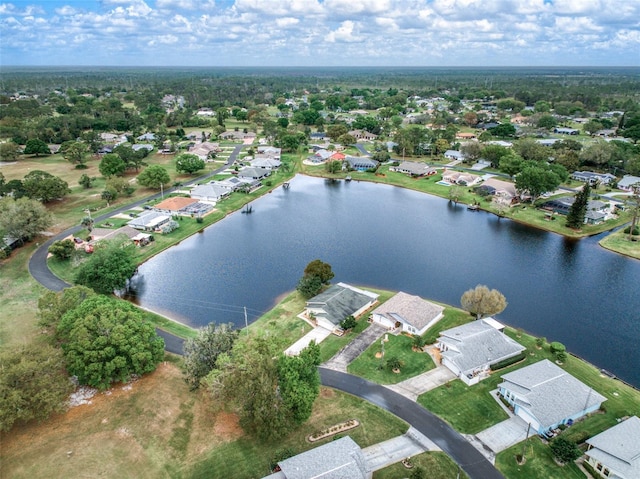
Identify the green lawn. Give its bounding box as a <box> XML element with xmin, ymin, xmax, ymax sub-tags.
<box><xmin>187</xmin><ymin>388</ymin><xmax>408</xmax><ymax>479</ymax></box>
<box><xmin>496</xmin><ymin>437</ymin><xmax>586</xmax><ymax>479</ymax></box>
<box><xmin>348</xmin><ymin>333</ymin><xmax>435</xmax><ymax>384</ymax></box>
<box><xmin>373</xmin><ymin>451</ymin><xmax>468</xmax><ymax>479</ymax></box>
<box><xmin>599</xmin><ymin>227</ymin><xmax>640</xmax><ymax>259</ymax></box>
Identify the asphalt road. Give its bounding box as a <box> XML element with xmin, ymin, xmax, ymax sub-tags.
<box><xmin>319</xmin><ymin>368</ymin><xmax>506</xmax><ymax>479</ymax></box>
<box><xmin>27</xmin><ymin>144</ymin><xmax>243</xmax><ymax>353</ymax></box>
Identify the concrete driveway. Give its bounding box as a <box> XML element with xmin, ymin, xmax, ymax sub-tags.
<box><xmin>322</xmin><ymin>323</ymin><xmax>386</xmax><ymax>371</ymax></box>
<box><xmin>386</xmin><ymin>365</ymin><xmax>456</xmax><ymax>401</ymax></box>
<box><xmin>284</xmin><ymin>326</ymin><xmax>332</xmax><ymax>356</ymax></box>
<box><xmin>475</xmin><ymin>416</ymin><xmax>530</xmax><ymax>455</ymax></box>
<box><xmin>363</xmin><ymin>427</ymin><xmax>440</xmax><ymax>472</ymax></box>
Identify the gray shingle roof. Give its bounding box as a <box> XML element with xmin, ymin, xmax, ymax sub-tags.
<box><xmin>500</xmin><ymin>359</ymin><xmax>606</xmax><ymax>430</ymax></box>
<box><xmin>307</xmin><ymin>283</ymin><xmax>378</xmax><ymax>326</ymax></box>
<box><xmin>586</xmin><ymin>416</ymin><xmax>640</xmax><ymax>479</ymax></box>
<box><xmin>439</xmin><ymin>319</ymin><xmax>525</xmax><ymax>375</ymax></box>
<box><xmin>277</xmin><ymin>436</ymin><xmax>367</xmax><ymax>479</ymax></box>
<box><xmin>372</xmin><ymin>292</ymin><xmax>443</xmax><ymax>331</ymax></box>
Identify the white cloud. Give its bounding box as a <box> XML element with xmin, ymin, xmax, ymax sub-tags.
<box><xmin>55</xmin><ymin>5</ymin><xmax>78</xmax><ymax>16</ymax></box>
<box><xmin>233</xmin><ymin>0</ymin><xmax>322</xmax><ymax>16</ymax></box>
<box><xmin>323</xmin><ymin>0</ymin><xmax>391</xmax><ymax>15</ymax></box>
<box><xmin>275</xmin><ymin>17</ymin><xmax>299</xmax><ymax>28</ymax></box>
<box><xmin>326</xmin><ymin>20</ymin><xmax>362</xmax><ymax>43</ymax></box>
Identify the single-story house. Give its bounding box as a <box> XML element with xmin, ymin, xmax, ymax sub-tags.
<box><xmin>190</xmin><ymin>183</ymin><xmax>231</xmax><ymax>202</ymax></box>
<box><xmin>348</xmin><ymin>129</ymin><xmax>378</xmax><ymax>141</ymax></box>
<box><xmin>90</xmin><ymin>225</ymin><xmax>140</xmax><ymax>244</ymax></box>
<box><xmin>585</xmin><ymin>210</ymin><xmax>607</xmax><ymax>225</ymax></box>
<box><xmin>237</xmin><ymin>167</ymin><xmax>270</xmax><ymax>180</ymax></box>
<box><xmin>345</xmin><ymin>156</ymin><xmax>379</xmax><ymax>171</ymax></box>
<box><xmin>153</xmin><ymin>196</ymin><xmax>198</xmax><ymax>214</ymax></box>
<box><xmin>127</xmin><ymin>211</ymin><xmax>172</xmax><ymax>232</ymax></box>
<box><xmin>249</xmin><ymin>157</ymin><xmax>281</xmax><ymax>170</ymax></box>
<box><xmin>554</xmin><ymin>127</ymin><xmax>579</xmax><ymax>135</ymax></box>
<box><xmin>132</xmin><ymin>143</ymin><xmax>154</xmax><ymax>152</ymax></box>
<box><xmin>189</xmin><ymin>141</ymin><xmax>221</xmax><ymax>160</ymax></box>
<box><xmin>456</xmin><ymin>132</ymin><xmax>477</xmax><ymax>140</ymax></box>
<box><xmin>217</xmin><ymin>176</ymin><xmax>260</xmax><ymax>191</ymax></box>
<box><xmin>486</xmin><ymin>140</ymin><xmax>513</xmax><ymax>148</ymax></box>
<box><xmin>595</xmin><ymin>129</ymin><xmax>617</xmax><ymax>137</ymax></box>
<box><xmin>219</xmin><ymin>130</ymin><xmax>256</xmax><ymax>141</ymax></box>
<box><xmin>441</xmin><ymin>170</ymin><xmax>482</xmax><ymax>186</ymax></box>
<box><xmin>265</xmin><ymin>436</ymin><xmax>370</xmax><ymax>479</ymax></box>
<box><xmin>444</xmin><ymin>150</ymin><xmax>465</xmax><ymax>161</ymax></box>
<box><xmin>137</xmin><ymin>133</ymin><xmax>156</xmax><ymax>142</ymax></box>
<box><xmin>542</xmin><ymin>197</ymin><xmax>609</xmax><ymax>218</ymax></box>
<box><xmin>437</xmin><ymin>319</ymin><xmax>526</xmax><ymax>386</ymax></box>
<box><xmin>256</xmin><ymin>146</ymin><xmax>281</xmax><ymax>159</ymax></box>
<box><xmin>309</xmin><ymin>132</ymin><xmax>327</xmax><ymax>141</ymax></box>
<box><xmin>618</xmin><ymin>175</ymin><xmax>640</xmax><ymax>192</ymax></box>
<box><xmin>307</xmin><ymin>149</ymin><xmax>334</xmax><ymax>163</ymax></box>
<box><xmin>305</xmin><ymin>283</ymin><xmax>379</xmax><ymax>332</ymax></box>
<box><xmin>498</xmin><ymin>359</ymin><xmax>606</xmax><ymax>435</ymax></box>
<box><xmin>536</xmin><ymin>139</ymin><xmax>561</xmax><ymax>147</ymax></box>
<box><xmin>571</xmin><ymin>171</ymin><xmax>617</xmax><ymax>185</ymax></box>
<box><xmin>482</xmin><ymin>178</ymin><xmax>519</xmax><ymax>207</ymax></box>
<box><xmin>584</xmin><ymin>415</ymin><xmax>640</xmax><ymax>479</ymax></box>
<box><xmin>370</xmin><ymin>291</ymin><xmax>444</xmax><ymax>336</ymax></box>
<box><xmin>390</xmin><ymin>161</ymin><xmax>437</xmax><ymax>177</ymax></box>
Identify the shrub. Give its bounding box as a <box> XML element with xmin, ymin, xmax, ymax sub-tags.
<box><xmin>269</xmin><ymin>448</ymin><xmax>295</xmax><ymax>472</ymax></box>
<box><xmin>550</xmin><ymin>437</ymin><xmax>582</xmax><ymax>463</ymax></box>
<box><xmin>386</xmin><ymin>356</ymin><xmax>403</xmax><ymax>371</ymax></box>
<box><xmin>623</xmin><ymin>225</ymin><xmax>639</xmax><ymax>235</ymax></box>
<box><xmin>490</xmin><ymin>351</ymin><xmax>526</xmax><ymax>371</ymax></box>
<box><xmin>550</xmin><ymin>341</ymin><xmax>566</xmax><ymax>354</ymax></box>
<box><xmin>536</xmin><ymin>336</ymin><xmax>546</xmax><ymax>348</ymax></box>
<box><xmin>48</xmin><ymin>239</ymin><xmax>75</xmax><ymax>260</ymax></box>
<box><xmin>340</xmin><ymin>315</ymin><xmax>357</xmax><ymax>330</ymax></box>
<box><xmin>556</xmin><ymin>351</ymin><xmax>567</xmax><ymax>363</ymax></box>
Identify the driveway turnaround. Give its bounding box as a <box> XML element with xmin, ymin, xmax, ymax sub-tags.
<box><xmin>319</xmin><ymin>368</ymin><xmax>506</xmax><ymax>479</ymax></box>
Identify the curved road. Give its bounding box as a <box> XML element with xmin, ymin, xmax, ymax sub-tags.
<box><xmin>321</xmin><ymin>368</ymin><xmax>505</xmax><ymax>479</ymax></box>
<box><xmin>28</xmin><ymin>144</ymin><xmax>244</xmax><ymax>355</ymax></box>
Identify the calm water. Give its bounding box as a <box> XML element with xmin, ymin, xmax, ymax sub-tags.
<box><xmin>128</xmin><ymin>175</ymin><xmax>640</xmax><ymax>387</ymax></box>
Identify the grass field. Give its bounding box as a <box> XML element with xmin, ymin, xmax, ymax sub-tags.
<box><xmin>373</xmin><ymin>451</ymin><xmax>469</xmax><ymax>479</ymax></box>
<box><xmin>598</xmin><ymin>227</ymin><xmax>640</xmax><ymax>259</ymax></box>
<box><xmin>1</xmin><ymin>361</ymin><xmax>408</xmax><ymax>479</ymax></box>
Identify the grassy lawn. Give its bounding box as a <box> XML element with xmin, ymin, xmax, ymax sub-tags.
<box><xmin>348</xmin><ymin>333</ymin><xmax>435</xmax><ymax>384</ymax></box>
<box><xmin>373</xmin><ymin>451</ymin><xmax>468</xmax><ymax>479</ymax></box>
<box><xmin>188</xmin><ymin>387</ymin><xmax>408</xmax><ymax>479</ymax></box>
<box><xmin>598</xmin><ymin>227</ymin><xmax>640</xmax><ymax>259</ymax></box>
<box><xmin>421</xmin><ymin>305</ymin><xmax>473</xmax><ymax>344</ymax></box>
<box><xmin>496</xmin><ymin>437</ymin><xmax>586</xmax><ymax>479</ymax></box>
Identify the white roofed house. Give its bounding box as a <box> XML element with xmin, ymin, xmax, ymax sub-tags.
<box><xmin>437</xmin><ymin>319</ymin><xmax>525</xmax><ymax>385</ymax></box>
<box><xmin>498</xmin><ymin>359</ymin><xmax>606</xmax><ymax>436</ymax></box>
<box><xmin>256</xmin><ymin>146</ymin><xmax>282</xmax><ymax>159</ymax></box>
<box><xmin>249</xmin><ymin>157</ymin><xmax>281</xmax><ymax>170</ymax></box>
<box><xmin>584</xmin><ymin>416</ymin><xmax>640</xmax><ymax>479</ymax></box>
<box><xmin>127</xmin><ymin>211</ymin><xmax>171</xmax><ymax>232</ymax></box>
<box><xmin>390</xmin><ymin>161</ymin><xmax>437</xmax><ymax>177</ymax></box>
<box><xmin>237</xmin><ymin>167</ymin><xmax>271</xmax><ymax>181</ymax></box>
<box><xmin>190</xmin><ymin>183</ymin><xmax>231</xmax><ymax>202</ymax></box>
<box><xmin>370</xmin><ymin>292</ymin><xmax>444</xmax><ymax>336</ymax></box>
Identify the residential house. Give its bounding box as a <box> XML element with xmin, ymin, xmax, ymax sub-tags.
<box><xmin>441</xmin><ymin>170</ymin><xmax>482</xmax><ymax>186</ymax></box>
<box><xmin>89</xmin><ymin>225</ymin><xmax>140</xmax><ymax>244</ymax></box>
<box><xmin>237</xmin><ymin>167</ymin><xmax>270</xmax><ymax>181</ymax></box>
<box><xmin>390</xmin><ymin>161</ymin><xmax>437</xmax><ymax>177</ymax></box>
<box><xmin>554</xmin><ymin>127</ymin><xmax>580</xmax><ymax>135</ymax></box>
<box><xmin>189</xmin><ymin>141</ymin><xmax>221</xmax><ymax>161</ymax></box>
<box><xmin>217</xmin><ymin>176</ymin><xmax>260</xmax><ymax>191</ymax></box>
<box><xmin>543</xmin><ymin>197</ymin><xmax>609</xmax><ymax>221</ymax></box>
<box><xmin>444</xmin><ymin>150</ymin><xmax>465</xmax><ymax>161</ymax></box>
<box><xmin>127</xmin><ymin>211</ymin><xmax>172</xmax><ymax>232</ymax></box>
<box><xmin>536</xmin><ymin>139</ymin><xmax>561</xmax><ymax>147</ymax></box>
<box><xmin>304</xmin><ymin>283</ymin><xmax>379</xmax><ymax>332</ymax></box>
<box><xmin>584</xmin><ymin>416</ymin><xmax>640</xmax><ymax>479</ymax></box>
<box><xmin>264</xmin><ymin>436</ymin><xmax>370</xmax><ymax>479</ymax></box>
<box><xmin>571</xmin><ymin>171</ymin><xmax>617</xmax><ymax>186</ymax></box>
<box><xmin>456</xmin><ymin>132</ymin><xmax>477</xmax><ymax>140</ymax></box>
<box><xmin>618</xmin><ymin>175</ymin><xmax>640</xmax><ymax>192</ymax></box>
<box><xmin>437</xmin><ymin>319</ymin><xmax>526</xmax><ymax>386</ymax></box>
<box><xmin>498</xmin><ymin>359</ymin><xmax>606</xmax><ymax>435</ymax></box>
<box><xmin>307</xmin><ymin>149</ymin><xmax>333</xmax><ymax>164</ymax></box>
<box><xmin>219</xmin><ymin>130</ymin><xmax>256</xmax><ymax>141</ymax></box>
<box><xmin>485</xmin><ymin>140</ymin><xmax>513</xmax><ymax>148</ymax></box>
<box><xmin>370</xmin><ymin>291</ymin><xmax>444</xmax><ymax>336</ymax></box>
<box><xmin>152</xmin><ymin>196</ymin><xmax>198</xmax><ymax>215</ymax></box>
<box><xmin>137</xmin><ymin>133</ymin><xmax>156</xmax><ymax>142</ymax></box>
<box><xmin>348</xmin><ymin>129</ymin><xmax>378</xmax><ymax>141</ymax></box>
<box><xmin>482</xmin><ymin>178</ymin><xmax>519</xmax><ymax>207</ymax></box>
<box><xmin>132</xmin><ymin>144</ymin><xmax>154</xmax><ymax>152</ymax></box>
<box><xmin>189</xmin><ymin>183</ymin><xmax>231</xmax><ymax>202</ymax></box>
<box><xmin>309</xmin><ymin>132</ymin><xmax>327</xmax><ymax>141</ymax></box>
<box><xmin>345</xmin><ymin>156</ymin><xmax>379</xmax><ymax>171</ymax></box>
<box><xmin>249</xmin><ymin>157</ymin><xmax>281</xmax><ymax>170</ymax></box>
<box><xmin>256</xmin><ymin>146</ymin><xmax>282</xmax><ymax>159</ymax></box>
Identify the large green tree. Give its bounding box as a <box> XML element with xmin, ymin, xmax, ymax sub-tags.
<box><xmin>460</xmin><ymin>285</ymin><xmax>507</xmax><ymax>319</ymax></box>
<box><xmin>0</xmin><ymin>344</ymin><xmax>73</xmax><ymax>432</ymax></box>
<box><xmin>303</xmin><ymin>259</ymin><xmax>335</xmax><ymax>284</ymax></box>
<box><xmin>515</xmin><ymin>163</ymin><xmax>562</xmax><ymax>203</ymax></box>
<box><xmin>38</xmin><ymin>285</ymin><xmax>95</xmax><ymax>334</ymax></box>
<box><xmin>22</xmin><ymin>170</ymin><xmax>70</xmax><ymax>202</ymax></box>
<box><xmin>99</xmin><ymin>153</ymin><xmax>127</xmax><ymax>177</ymax></box>
<box><xmin>0</xmin><ymin>196</ymin><xmax>52</xmax><ymax>244</ymax></box>
<box><xmin>136</xmin><ymin>165</ymin><xmax>170</xmax><ymax>189</ymax></box>
<box><xmin>175</xmin><ymin>153</ymin><xmax>205</xmax><ymax>175</ymax></box>
<box><xmin>0</xmin><ymin>141</ymin><xmax>21</xmax><ymax>162</ymax></box>
<box><xmin>277</xmin><ymin>340</ymin><xmax>321</xmax><ymax>424</ymax></box>
<box><xmin>57</xmin><ymin>296</ymin><xmax>164</xmax><ymax>390</ymax></box>
<box><xmin>183</xmin><ymin>322</ymin><xmax>239</xmax><ymax>390</ymax></box>
<box><xmin>48</xmin><ymin>239</ymin><xmax>76</xmax><ymax>260</ymax></box>
<box><xmin>23</xmin><ymin>138</ymin><xmax>50</xmax><ymax>157</ymax></box>
<box><xmin>74</xmin><ymin>240</ymin><xmax>137</xmax><ymax>294</ymax></box>
<box><xmin>566</xmin><ymin>182</ymin><xmax>591</xmax><ymax>229</ymax></box>
<box><xmin>61</xmin><ymin>140</ymin><xmax>89</xmax><ymax>167</ymax></box>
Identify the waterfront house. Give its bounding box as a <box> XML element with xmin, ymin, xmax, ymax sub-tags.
<box><xmin>584</xmin><ymin>416</ymin><xmax>640</xmax><ymax>479</ymax></box>
<box><xmin>442</xmin><ymin>170</ymin><xmax>482</xmax><ymax>186</ymax></box>
<box><xmin>390</xmin><ymin>161</ymin><xmax>437</xmax><ymax>177</ymax></box>
<box><xmin>127</xmin><ymin>211</ymin><xmax>172</xmax><ymax>232</ymax></box>
<box><xmin>90</xmin><ymin>225</ymin><xmax>140</xmax><ymax>244</ymax></box>
<box><xmin>249</xmin><ymin>157</ymin><xmax>281</xmax><ymax>170</ymax></box>
<box><xmin>190</xmin><ymin>183</ymin><xmax>231</xmax><ymax>202</ymax></box>
<box><xmin>153</xmin><ymin>196</ymin><xmax>198</xmax><ymax>215</ymax></box>
<box><xmin>237</xmin><ymin>167</ymin><xmax>270</xmax><ymax>181</ymax></box>
<box><xmin>304</xmin><ymin>283</ymin><xmax>379</xmax><ymax>332</ymax></box>
<box><xmin>256</xmin><ymin>146</ymin><xmax>282</xmax><ymax>159</ymax></box>
<box><xmin>498</xmin><ymin>359</ymin><xmax>606</xmax><ymax>435</ymax></box>
<box><xmin>346</xmin><ymin>156</ymin><xmax>379</xmax><ymax>171</ymax></box>
<box><xmin>437</xmin><ymin>319</ymin><xmax>525</xmax><ymax>386</ymax></box>
<box><xmin>370</xmin><ymin>292</ymin><xmax>444</xmax><ymax>336</ymax></box>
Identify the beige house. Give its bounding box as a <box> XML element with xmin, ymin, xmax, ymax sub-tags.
<box><xmin>370</xmin><ymin>292</ymin><xmax>444</xmax><ymax>335</ymax></box>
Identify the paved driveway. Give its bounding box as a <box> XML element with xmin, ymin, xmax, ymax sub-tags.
<box><xmin>284</xmin><ymin>326</ymin><xmax>332</xmax><ymax>356</ymax></box>
<box><xmin>475</xmin><ymin>416</ymin><xmax>529</xmax><ymax>455</ymax></box>
<box><xmin>363</xmin><ymin>427</ymin><xmax>440</xmax><ymax>471</ymax></box>
<box><xmin>386</xmin><ymin>365</ymin><xmax>456</xmax><ymax>401</ymax></box>
<box><xmin>322</xmin><ymin>323</ymin><xmax>386</xmax><ymax>371</ymax></box>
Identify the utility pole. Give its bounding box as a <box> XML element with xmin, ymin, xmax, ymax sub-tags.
<box><xmin>520</xmin><ymin>422</ymin><xmax>532</xmax><ymax>462</ymax></box>
<box><xmin>160</xmin><ymin>182</ymin><xmax>164</xmax><ymax>199</ymax></box>
<box><xmin>244</xmin><ymin>306</ymin><xmax>248</xmax><ymax>335</ymax></box>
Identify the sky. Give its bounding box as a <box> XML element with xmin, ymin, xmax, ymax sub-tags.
<box><xmin>1</xmin><ymin>0</ymin><xmax>639</xmax><ymax>67</ymax></box>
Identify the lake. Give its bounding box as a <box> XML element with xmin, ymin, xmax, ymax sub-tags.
<box><xmin>128</xmin><ymin>175</ymin><xmax>640</xmax><ymax>387</ymax></box>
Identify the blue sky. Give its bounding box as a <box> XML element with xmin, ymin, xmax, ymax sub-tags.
<box><xmin>1</xmin><ymin>0</ymin><xmax>639</xmax><ymax>67</ymax></box>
